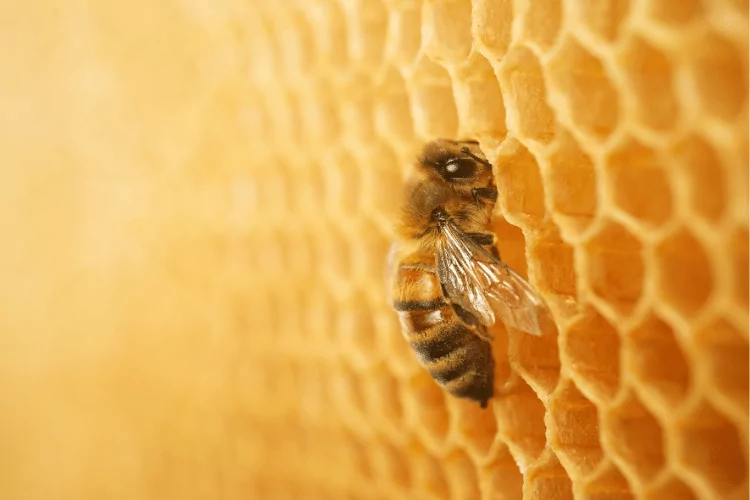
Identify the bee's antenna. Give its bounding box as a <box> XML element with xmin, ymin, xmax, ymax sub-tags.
<box><xmin>460</xmin><ymin>147</ymin><xmax>492</xmax><ymax>168</ymax></box>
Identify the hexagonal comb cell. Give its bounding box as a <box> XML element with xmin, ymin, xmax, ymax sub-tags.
<box><xmin>689</xmin><ymin>31</ymin><xmax>748</xmax><ymax>123</ymax></box>
<box><xmin>645</xmin><ymin>0</ymin><xmax>703</xmax><ymax>26</ymax></box>
<box><xmin>520</xmin><ymin>0</ymin><xmax>562</xmax><ymax>52</ymax></box>
<box><xmin>406</xmin><ymin>58</ymin><xmax>459</xmax><ymax>138</ymax></box>
<box><xmin>411</xmin><ymin>446</ymin><xmax>451</xmax><ymax>500</ymax></box>
<box><xmin>669</xmin><ymin>134</ymin><xmax>726</xmax><ymax>223</ymax></box>
<box><xmin>341</xmin><ymin>0</ymin><xmax>388</xmax><ymax>71</ymax></box>
<box><xmin>545</xmin><ymin>128</ymin><xmax>598</xmax><ymax>237</ymax></box>
<box><xmin>523</xmin><ymin>448</ymin><xmax>574</xmax><ymax>500</ymax></box>
<box><xmin>473</xmin><ymin>0</ymin><xmax>513</xmax><ymax>60</ymax></box>
<box><xmin>729</xmin><ymin>226</ymin><xmax>749</xmax><ymax>311</ymax></box>
<box><xmin>626</xmin><ymin>314</ymin><xmax>691</xmax><ymax>412</ymax></box>
<box><xmin>493</xmin><ymin>138</ymin><xmax>546</xmax><ymax>221</ymax></box>
<box><xmin>483</xmin><ymin>446</ymin><xmax>524</xmax><ymax>500</ymax></box>
<box><xmin>512</xmin><ymin>301</ymin><xmax>562</xmax><ymax>396</ymax></box>
<box><xmin>360</xmin><ymin>370</ymin><xmax>406</xmax><ymax>438</ymax></box>
<box><xmin>443</xmin><ymin>451</ymin><xmax>481</xmax><ymax>500</ymax></box>
<box><xmin>572</xmin><ymin>0</ymin><xmax>630</xmax><ymax>43</ymax></box>
<box><xmin>562</xmin><ymin>308</ymin><xmax>621</xmax><ymax>404</ymax></box>
<box><xmin>422</xmin><ymin>0</ymin><xmax>472</xmax><ymax>65</ymax></box>
<box><xmin>583</xmin><ymin>220</ymin><xmax>645</xmax><ymax>317</ymax></box>
<box><xmin>616</xmin><ymin>35</ymin><xmax>679</xmax><ymax>131</ymax></box>
<box><xmin>529</xmin><ymin>228</ymin><xmax>577</xmax><ymax>296</ymax></box>
<box><xmin>447</xmin><ymin>395</ymin><xmax>498</xmax><ymax>459</ymax></box>
<box><xmin>403</xmin><ymin>373</ymin><xmax>451</xmax><ymax>451</ymax></box>
<box><xmin>493</xmin><ymin>378</ymin><xmax>547</xmax><ymax>469</ymax></box>
<box><xmin>547</xmin><ymin>36</ymin><xmax>620</xmax><ymax>140</ymax></box>
<box><xmin>497</xmin><ymin>45</ymin><xmax>555</xmax><ymax>143</ymax></box>
<box><xmin>548</xmin><ymin>378</ymin><xmax>605</xmax><ymax>478</ymax></box>
<box><xmin>374</xmin><ymin>69</ymin><xmax>416</xmax><ymax>147</ymax></box>
<box><xmin>578</xmin><ymin>461</ymin><xmax>635</xmax><ymax>500</ymax></box>
<box><xmin>605</xmin><ymin>137</ymin><xmax>674</xmax><ymax>228</ymax></box>
<box><xmin>368</xmin><ymin>440</ymin><xmax>412</xmax><ymax>496</ymax></box>
<box><xmin>383</xmin><ymin>1</ymin><xmax>421</xmax><ymax>69</ymax></box>
<box><xmin>452</xmin><ymin>54</ymin><xmax>507</xmax><ymax>136</ymax></box>
<box><xmin>675</xmin><ymin>400</ymin><xmax>748</xmax><ymax>496</ymax></box>
<box><xmin>654</xmin><ymin>227</ymin><xmax>714</xmax><ymax>319</ymax></box>
<box><xmin>695</xmin><ymin>319</ymin><xmax>749</xmax><ymax>418</ymax></box>
<box><xmin>642</xmin><ymin>475</ymin><xmax>698</xmax><ymax>500</ymax></box>
<box><xmin>603</xmin><ymin>390</ymin><xmax>665</xmax><ymax>483</ymax></box>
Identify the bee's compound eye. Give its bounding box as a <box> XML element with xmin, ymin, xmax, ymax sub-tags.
<box><xmin>442</xmin><ymin>158</ymin><xmax>477</xmax><ymax>180</ymax></box>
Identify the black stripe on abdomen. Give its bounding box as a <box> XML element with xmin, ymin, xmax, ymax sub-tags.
<box><xmin>393</xmin><ymin>298</ymin><xmax>446</xmax><ymax>312</ymax></box>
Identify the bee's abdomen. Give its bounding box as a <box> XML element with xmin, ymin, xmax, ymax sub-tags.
<box><xmin>392</xmin><ymin>266</ymin><xmax>494</xmax><ymax>407</ymax></box>
<box><xmin>405</xmin><ymin>319</ymin><xmax>494</xmax><ymax>406</ymax></box>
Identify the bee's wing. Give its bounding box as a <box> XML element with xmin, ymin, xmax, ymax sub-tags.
<box><xmin>436</xmin><ymin>219</ymin><xmax>549</xmax><ymax>336</ymax></box>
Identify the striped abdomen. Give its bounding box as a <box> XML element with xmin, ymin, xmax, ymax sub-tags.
<box><xmin>392</xmin><ymin>264</ymin><xmax>494</xmax><ymax>408</ymax></box>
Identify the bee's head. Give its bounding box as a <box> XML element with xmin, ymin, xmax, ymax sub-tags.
<box><xmin>397</xmin><ymin>139</ymin><xmax>497</xmax><ymax>241</ymax></box>
<box><xmin>417</xmin><ymin>139</ymin><xmax>494</xmax><ymax>190</ymax></box>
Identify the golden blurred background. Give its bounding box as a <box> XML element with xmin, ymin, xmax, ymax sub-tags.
<box><xmin>0</xmin><ymin>1</ymin><xmax>747</xmax><ymax>499</ymax></box>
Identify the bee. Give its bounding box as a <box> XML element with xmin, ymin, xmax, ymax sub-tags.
<box><xmin>387</xmin><ymin>139</ymin><xmax>551</xmax><ymax>408</ymax></box>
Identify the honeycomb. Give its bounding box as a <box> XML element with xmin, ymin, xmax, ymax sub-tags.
<box><xmin>0</xmin><ymin>1</ymin><xmax>747</xmax><ymax>500</ymax></box>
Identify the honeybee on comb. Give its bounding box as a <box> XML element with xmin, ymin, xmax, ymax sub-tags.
<box><xmin>387</xmin><ymin>139</ymin><xmax>551</xmax><ymax>408</ymax></box>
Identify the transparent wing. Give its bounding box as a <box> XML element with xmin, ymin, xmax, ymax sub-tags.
<box><xmin>436</xmin><ymin>219</ymin><xmax>550</xmax><ymax>336</ymax></box>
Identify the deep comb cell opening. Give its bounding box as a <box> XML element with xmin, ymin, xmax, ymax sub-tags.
<box><xmin>695</xmin><ymin>319</ymin><xmax>748</xmax><ymax>418</ymax></box>
<box><xmin>384</xmin><ymin>2</ymin><xmax>421</xmax><ymax>69</ymax></box>
<box><xmin>583</xmin><ymin>220</ymin><xmax>645</xmax><ymax>317</ymax></box>
<box><xmin>452</xmin><ymin>54</ymin><xmax>507</xmax><ymax>137</ymax></box>
<box><xmin>669</xmin><ymin>135</ymin><xmax>726</xmax><ymax>223</ymax></box>
<box><xmin>573</xmin><ymin>0</ymin><xmax>630</xmax><ymax>43</ymax></box>
<box><xmin>341</xmin><ymin>0</ymin><xmax>388</xmax><ymax>70</ymax></box>
<box><xmin>578</xmin><ymin>461</ymin><xmax>635</xmax><ymax>500</ymax></box>
<box><xmin>493</xmin><ymin>138</ymin><xmax>547</xmax><ymax>221</ymax></box>
<box><xmin>617</xmin><ymin>34</ymin><xmax>679</xmax><ymax>131</ymax></box>
<box><xmin>675</xmin><ymin>400</ymin><xmax>748</xmax><ymax>496</ymax></box>
<box><xmin>562</xmin><ymin>308</ymin><xmax>621</xmax><ymax>404</ymax></box>
<box><xmin>548</xmin><ymin>379</ymin><xmax>604</xmax><ymax>478</ymax></box>
<box><xmin>496</xmin><ymin>46</ymin><xmax>555</xmax><ymax>143</ymax></box>
<box><xmin>690</xmin><ymin>31</ymin><xmax>747</xmax><ymax>123</ymax></box>
<box><xmin>447</xmin><ymin>396</ymin><xmax>498</xmax><ymax>459</ymax></box>
<box><xmin>520</xmin><ymin>0</ymin><xmax>562</xmax><ymax>52</ymax></box>
<box><xmin>404</xmin><ymin>373</ymin><xmax>451</xmax><ymax>451</ymax></box>
<box><xmin>646</xmin><ymin>0</ymin><xmax>703</xmax><ymax>26</ymax></box>
<box><xmin>443</xmin><ymin>451</ymin><xmax>481</xmax><ymax>500</ymax></box>
<box><xmin>545</xmin><ymin>128</ymin><xmax>598</xmax><ymax>238</ymax></box>
<box><xmin>530</xmin><ymin>229</ymin><xmax>577</xmax><ymax>296</ymax></box>
<box><xmin>483</xmin><ymin>446</ymin><xmax>524</xmax><ymax>500</ymax></box>
<box><xmin>368</xmin><ymin>441</ymin><xmax>412</xmax><ymax>495</ymax></box>
<box><xmin>374</xmin><ymin>69</ymin><xmax>416</xmax><ymax>147</ymax></box>
<box><xmin>523</xmin><ymin>448</ymin><xmax>574</xmax><ymax>500</ymax></box>
<box><xmin>493</xmin><ymin>378</ymin><xmax>547</xmax><ymax>468</ymax></box>
<box><xmin>655</xmin><ymin>228</ymin><xmax>714</xmax><ymax>319</ymax></box>
<box><xmin>422</xmin><ymin>0</ymin><xmax>472</xmax><ymax>64</ymax></box>
<box><xmin>411</xmin><ymin>446</ymin><xmax>451</xmax><ymax>500</ymax></box>
<box><xmin>472</xmin><ymin>0</ymin><xmax>513</xmax><ymax>60</ymax></box>
<box><xmin>729</xmin><ymin>226</ymin><xmax>749</xmax><ymax>311</ymax></box>
<box><xmin>360</xmin><ymin>370</ymin><xmax>406</xmax><ymax>438</ymax></box>
<box><xmin>512</xmin><ymin>309</ymin><xmax>562</xmax><ymax>397</ymax></box>
<box><xmin>642</xmin><ymin>475</ymin><xmax>698</xmax><ymax>500</ymax></box>
<box><xmin>329</xmin><ymin>362</ymin><xmax>369</xmax><ymax>425</ymax></box>
<box><xmin>407</xmin><ymin>58</ymin><xmax>459</xmax><ymax>138</ymax></box>
<box><xmin>547</xmin><ymin>36</ymin><xmax>620</xmax><ymax>140</ymax></box>
<box><xmin>605</xmin><ymin>138</ymin><xmax>674</xmax><ymax>228</ymax></box>
<box><xmin>603</xmin><ymin>390</ymin><xmax>665</xmax><ymax>483</ymax></box>
<box><xmin>626</xmin><ymin>314</ymin><xmax>691</xmax><ymax>413</ymax></box>
<box><xmin>336</xmin><ymin>291</ymin><xmax>378</xmax><ymax>370</ymax></box>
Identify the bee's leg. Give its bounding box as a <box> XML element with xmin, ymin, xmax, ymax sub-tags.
<box><xmin>466</xmin><ymin>232</ymin><xmax>501</xmax><ymax>260</ymax></box>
